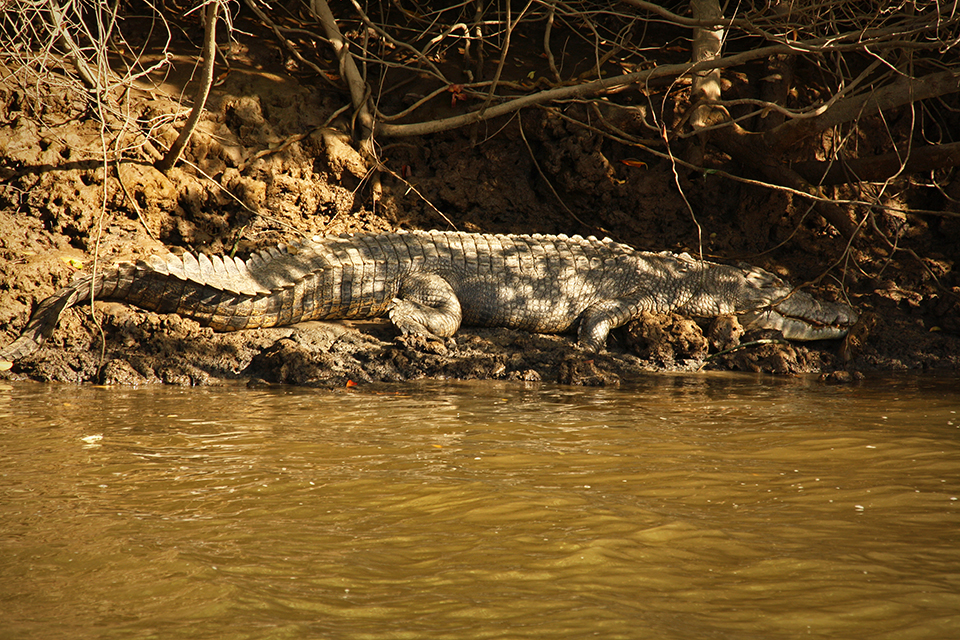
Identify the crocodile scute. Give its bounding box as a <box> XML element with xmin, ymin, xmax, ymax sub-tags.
<box><xmin>0</xmin><ymin>230</ymin><xmax>858</xmax><ymax>365</ymax></box>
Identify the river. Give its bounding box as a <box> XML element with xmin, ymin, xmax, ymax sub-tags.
<box><xmin>2</xmin><ymin>374</ymin><xmax>958</xmax><ymax>639</ymax></box>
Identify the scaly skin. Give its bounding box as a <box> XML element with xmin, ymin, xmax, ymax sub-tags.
<box><xmin>0</xmin><ymin>230</ymin><xmax>858</xmax><ymax>364</ymax></box>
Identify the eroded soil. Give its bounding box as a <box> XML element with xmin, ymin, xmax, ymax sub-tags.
<box><xmin>1</xmin><ymin>26</ymin><xmax>958</xmax><ymax>388</ymax></box>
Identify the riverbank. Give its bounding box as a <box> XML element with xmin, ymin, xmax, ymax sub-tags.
<box><xmin>1</xmin><ymin>16</ymin><xmax>957</xmax><ymax>387</ymax></box>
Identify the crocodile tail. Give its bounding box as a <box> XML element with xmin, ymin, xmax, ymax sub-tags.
<box><xmin>0</xmin><ymin>249</ymin><xmax>298</xmax><ymax>366</ymax></box>
<box><xmin>0</xmin><ymin>260</ymin><xmax>181</xmax><ymax>364</ymax></box>
<box><xmin>0</xmin><ymin>272</ymin><xmax>102</xmax><ymax>364</ymax></box>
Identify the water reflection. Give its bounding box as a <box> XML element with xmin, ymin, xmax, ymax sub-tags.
<box><xmin>1</xmin><ymin>375</ymin><xmax>958</xmax><ymax>639</ymax></box>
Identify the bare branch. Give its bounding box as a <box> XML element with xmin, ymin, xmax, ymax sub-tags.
<box><xmin>620</xmin><ymin>0</ymin><xmax>741</xmax><ymax>29</ymax></box>
<box><xmin>156</xmin><ymin>1</ymin><xmax>220</xmax><ymax>173</ymax></box>
<box><xmin>47</xmin><ymin>0</ymin><xmax>101</xmax><ymax>92</ymax></box>
<box><xmin>309</xmin><ymin>0</ymin><xmax>378</xmax><ymax>199</ymax></box>
<box><xmin>374</xmin><ymin>40</ymin><xmax>819</xmax><ymax>137</ymax></box>
<box><xmin>689</xmin><ymin>0</ymin><xmax>724</xmax><ymax>131</ymax></box>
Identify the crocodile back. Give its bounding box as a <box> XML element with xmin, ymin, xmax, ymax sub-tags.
<box><xmin>255</xmin><ymin>231</ymin><xmax>641</xmax><ymax>332</ymax></box>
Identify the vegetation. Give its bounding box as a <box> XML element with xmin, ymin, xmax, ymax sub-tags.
<box><xmin>3</xmin><ymin>1</ymin><xmax>959</xmax><ymax>241</ymax></box>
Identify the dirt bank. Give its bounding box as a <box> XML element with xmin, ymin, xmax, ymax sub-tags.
<box><xmin>1</xmin><ymin>20</ymin><xmax>958</xmax><ymax>388</ymax></box>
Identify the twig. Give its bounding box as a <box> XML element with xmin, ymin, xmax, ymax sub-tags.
<box><xmin>48</xmin><ymin>0</ymin><xmax>102</xmax><ymax>94</ymax></box>
<box><xmin>517</xmin><ymin>115</ymin><xmax>594</xmax><ymax>230</ymax></box>
<box><xmin>375</xmin><ymin>35</ymin><xmax>953</xmax><ymax>138</ymax></box>
<box><xmin>478</xmin><ymin>1</ymin><xmax>533</xmax><ymax>119</ymax></box>
<box><xmin>662</xmin><ymin>118</ymin><xmax>703</xmax><ymax>258</ymax></box>
<box><xmin>543</xmin><ymin>1</ymin><xmax>561</xmax><ymax>83</ymax></box>
<box><xmin>622</xmin><ymin>0</ymin><xmax>744</xmax><ymax>29</ymax></box>
<box><xmin>115</xmin><ymin>160</ymin><xmax>159</xmax><ymax>242</ymax></box>
<box><xmin>347</xmin><ymin>0</ymin><xmax>448</xmax><ymax>82</ymax></box>
<box><xmin>696</xmin><ymin>339</ymin><xmax>790</xmax><ymax>371</ymax></box>
<box><xmin>377</xmin><ymin>166</ymin><xmax>457</xmax><ymax>230</ymax></box>
<box><xmin>242</xmin><ymin>0</ymin><xmax>337</xmax><ymax>85</ymax></box>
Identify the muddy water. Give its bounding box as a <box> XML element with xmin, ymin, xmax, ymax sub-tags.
<box><xmin>1</xmin><ymin>375</ymin><xmax>958</xmax><ymax>640</ymax></box>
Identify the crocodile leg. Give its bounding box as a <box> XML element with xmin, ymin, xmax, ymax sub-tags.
<box><xmin>577</xmin><ymin>299</ymin><xmax>641</xmax><ymax>351</ymax></box>
<box><xmin>387</xmin><ymin>272</ymin><xmax>463</xmax><ymax>338</ymax></box>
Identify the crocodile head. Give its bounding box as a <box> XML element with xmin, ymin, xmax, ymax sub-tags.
<box><xmin>735</xmin><ymin>266</ymin><xmax>858</xmax><ymax>341</ymax></box>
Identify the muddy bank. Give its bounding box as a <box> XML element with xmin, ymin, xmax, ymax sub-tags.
<box><xmin>1</xmin><ymin>28</ymin><xmax>958</xmax><ymax>388</ymax></box>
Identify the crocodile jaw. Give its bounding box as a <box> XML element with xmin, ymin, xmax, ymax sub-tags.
<box><xmin>740</xmin><ymin>308</ymin><xmax>852</xmax><ymax>341</ymax></box>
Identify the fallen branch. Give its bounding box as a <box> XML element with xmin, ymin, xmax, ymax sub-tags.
<box><xmin>763</xmin><ymin>68</ymin><xmax>960</xmax><ymax>153</ymax></box>
<box><xmin>792</xmin><ymin>142</ymin><xmax>960</xmax><ymax>185</ymax></box>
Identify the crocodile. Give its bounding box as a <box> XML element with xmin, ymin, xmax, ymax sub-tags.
<box><xmin>0</xmin><ymin>230</ymin><xmax>857</xmax><ymax>365</ymax></box>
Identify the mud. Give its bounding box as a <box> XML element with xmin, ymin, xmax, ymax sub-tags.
<box><xmin>1</xmin><ymin>24</ymin><xmax>958</xmax><ymax>388</ymax></box>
